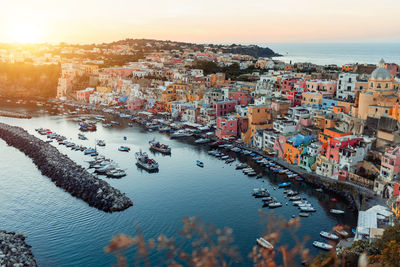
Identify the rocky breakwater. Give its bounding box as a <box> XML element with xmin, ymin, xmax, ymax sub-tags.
<box><xmin>0</xmin><ymin>230</ymin><xmax>37</xmax><ymax>267</ymax></box>
<box><xmin>0</xmin><ymin>122</ymin><xmax>133</xmax><ymax>212</ymax></box>
<box><xmin>0</xmin><ymin>110</ymin><xmax>31</xmax><ymax>119</ymax></box>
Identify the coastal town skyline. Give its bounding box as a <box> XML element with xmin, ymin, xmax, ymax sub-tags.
<box><xmin>1</xmin><ymin>0</ymin><xmax>400</xmax><ymax>44</ymax></box>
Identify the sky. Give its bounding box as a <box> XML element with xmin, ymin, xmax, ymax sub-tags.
<box><xmin>1</xmin><ymin>0</ymin><xmax>400</xmax><ymax>44</ymax></box>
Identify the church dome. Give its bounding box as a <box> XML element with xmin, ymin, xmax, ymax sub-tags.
<box><xmin>371</xmin><ymin>59</ymin><xmax>392</xmax><ymax>80</ymax></box>
<box><xmin>371</xmin><ymin>67</ymin><xmax>392</xmax><ymax>80</ymax></box>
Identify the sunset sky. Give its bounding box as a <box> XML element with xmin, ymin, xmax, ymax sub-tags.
<box><xmin>1</xmin><ymin>0</ymin><xmax>400</xmax><ymax>44</ymax></box>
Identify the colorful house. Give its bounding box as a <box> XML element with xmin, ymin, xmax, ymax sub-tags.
<box><xmin>242</xmin><ymin>105</ymin><xmax>273</xmax><ymax>145</ymax></box>
<box><xmin>283</xmin><ymin>134</ymin><xmax>316</xmax><ymax>165</ymax></box>
<box><xmin>216</xmin><ymin>116</ymin><xmax>238</xmax><ymax>139</ymax></box>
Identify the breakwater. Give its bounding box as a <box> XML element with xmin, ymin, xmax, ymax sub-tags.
<box><xmin>0</xmin><ymin>230</ymin><xmax>37</xmax><ymax>266</ymax></box>
<box><xmin>0</xmin><ymin>122</ymin><xmax>133</xmax><ymax>212</ymax></box>
<box><xmin>0</xmin><ymin>110</ymin><xmax>31</xmax><ymax>119</ymax></box>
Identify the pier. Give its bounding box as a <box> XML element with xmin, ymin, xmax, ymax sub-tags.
<box><xmin>0</xmin><ymin>230</ymin><xmax>37</xmax><ymax>266</ymax></box>
<box><xmin>0</xmin><ymin>122</ymin><xmax>133</xmax><ymax>212</ymax></box>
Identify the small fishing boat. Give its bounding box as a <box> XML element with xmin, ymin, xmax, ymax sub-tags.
<box><xmin>269</xmin><ymin>202</ymin><xmax>283</xmax><ymax>208</ymax></box>
<box><xmin>299</xmin><ymin>212</ymin><xmax>310</xmax><ymax>217</ymax></box>
<box><xmin>330</xmin><ymin>198</ymin><xmax>338</xmax><ymax>202</ymax></box>
<box><xmin>299</xmin><ymin>206</ymin><xmax>316</xmax><ymax>212</ymax></box>
<box><xmin>256</xmin><ymin>238</ymin><xmax>273</xmax><ymax>249</ymax></box>
<box><xmin>171</xmin><ymin>130</ymin><xmax>192</xmax><ymax>138</ymax></box>
<box><xmin>247</xmin><ymin>171</ymin><xmax>257</xmax><ymax>177</ymax></box>
<box><xmin>97</xmin><ymin>140</ymin><xmax>106</xmax><ymax>146</ymax></box>
<box><xmin>106</xmin><ymin>169</ymin><xmax>127</xmax><ymax>178</ymax></box>
<box><xmin>196</xmin><ymin>160</ymin><xmax>204</xmax><ymax>167</ymax></box>
<box><xmin>135</xmin><ymin>151</ymin><xmax>159</xmax><ymax>171</ymax></box>
<box><xmin>316</xmin><ymin>188</ymin><xmax>323</xmax><ymax>192</ymax></box>
<box><xmin>235</xmin><ymin>163</ymin><xmax>248</xmax><ymax>169</ymax></box>
<box><xmin>194</xmin><ymin>138</ymin><xmax>210</xmax><ymax>144</ymax></box>
<box><xmin>330</xmin><ymin>209</ymin><xmax>345</xmax><ymax>215</ymax></box>
<box><xmin>289</xmin><ymin>196</ymin><xmax>301</xmax><ymax>201</ymax></box>
<box><xmin>149</xmin><ymin>139</ymin><xmax>171</xmax><ymax>154</ymax></box>
<box><xmin>84</xmin><ymin>148</ymin><xmax>96</xmax><ymax>155</ymax></box>
<box><xmin>225</xmin><ymin>158</ymin><xmax>234</xmax><ymax>164</ymax></box>
<box><xmin>220</xmin><ymin>155</ymin><xmax>229</xmax><ymax>160</ymax></box>
<box><xmin>333</xmin><ymin>226</ymin><xmax>349</xmax><ymax>237</ymax></box>
<box><xmin>278</xmin><ymin>182</ymin><xmax>291</xmax><ymax>188</ymax></box>
<box><xmin>320</xmin><ymin>231</ymin><xmax>339</xmax><ymax>240</ymax></box>
<box><xmin>78</xmin><ymin>133</ymin><xmax>88</xmax><ymax>140</ymax></box>
<box><xmin>312</xmin><ymin>241</ymin><xmax>333</xmax><ymax>250</ymax></box>
<box><xmin>118</xmin><ymin>146</ymin><xmax>131</xmax><ymax>152</ymax></box>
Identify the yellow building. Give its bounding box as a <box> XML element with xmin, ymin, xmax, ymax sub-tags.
<box><xmin>96</xmin><ymin>86</ymin><xmax>112</xmax><ymax>93</ymax></box>
<box><xmin>302</xmin><ymin>92</ymin><xmax>322</xmax><ymax>108</ymax></box>
<box><xmin>356</xmin><ymin>59</ymin><xmax>399</xmax><ymax>120</ymax></box>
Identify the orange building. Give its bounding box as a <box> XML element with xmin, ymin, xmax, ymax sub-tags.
<box><xmin>318</xmin><ymin>128</ymin><xmax>351</xmax><ymax>155</ymax></box>
<box><xmin>242</xmin><ymin>105</ymin><xmax>273</xmax><ymax>145</ymax></box>
<box><xmin>312</xmin><ymin>115</ymin><xmax>337</xmax><ymax>129</ymax></box>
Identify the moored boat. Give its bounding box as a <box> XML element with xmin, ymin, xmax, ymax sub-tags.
<box><xmin>118</xmin><ymin>146</ymin><xmax>131</xmax><ymax>152</ymax></box>
<box><xmin>330</xmin><ymin>209</ymin><xmax>345</xmax><ymax>214</ymax></box>
<box><xmin>135</xmin><ymin>151</ymin><xmax>159</xmax><ymax>171</ymax></box>
<box><xmin>312</xmin><ymin>241</ymin><xmax>333</xmax><ymax>250</ymax></box>
<box><xmin>256</xmin><ymin>237</ymin><xmax>273</xmax><ymax>249</ymax></box>
<box><xmin>320</xmin><ymin>231</ymin><xmax>339</xmax><ymax>240</ymax></box>
<box><xmin>149</xmin><ymin>140</ymin><xmax>171</xmax><ymax>154</ymax></box>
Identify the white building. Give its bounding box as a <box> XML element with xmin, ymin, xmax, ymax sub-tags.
<box><xmin>337</xmin><ymin>73</ymin><xmax>357</xmax><ymax>100</ymax></box>
<box><xmin>273</xmin><ymin>119</ymin><xmax>296</xmax><ymax>134</ymax></box>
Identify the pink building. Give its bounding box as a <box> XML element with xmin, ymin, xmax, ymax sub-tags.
<box><xmin>216</xmin><ymin>116</ymin><xmax>238</xmax><ymax>139</ymax></box>
<box><xmin>306</xmin><ymin>80</ymin><xmax>337</xmax><ymax>94</ymax></box>
<box><xmin>274</xmin><ymin>133</ymin><xmax>297</xmax><ymax>158</ymax></box>
<box><xmin>285</xmin><ymin>91</ymin><xmax>302</xmax><ymax>107</ymax></box>
<box><xmin>103</xmin><ymin>67</ymin><xmax>136</xmax><ymax>77</ymax></box>
<box><xmin>281</xmin><ymin>78</ymin><xmax>299</xmax><ymax>93</ymax></box>
<box><xmin>76</xmin><ymin>88</ymin><xmax>94</xmax><ymax>102</ymax></box>
<box><xmin>326</xmin><ymin>136</ymin><xmax>363</xmax><ymax>162</ymax></box>
<box><xmin>296</xmin><ymin>80</ymin><xmax>307</xmax><ymax>91</ymax></box>
<box><xmin>380</xmin><ymin>146</ymin><xmax>400</xmax><ymax>181</ymax></box>
<box><xmin>214</xmin><ymin>100</ymin><xmax>237</xmax><ymax>117</ymax></box>
<box><xmin>127</xmin><ymin>98</ymin><xmax>147</xmax><ymax>111</ymax></box>
<box><xmin>228</xmin><ymin>90</ymin><xmax>252</xmax><ymax>106</ymax></box>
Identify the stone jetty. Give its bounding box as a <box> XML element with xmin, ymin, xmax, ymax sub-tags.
<box><xmin>0</xmin><ymin>122</ymin><xmax>133</xmax><ymax>212</ymax></box>
<box><xmin>0</xmin><ymin>230</ymin><xmax>37</xmax><ymax>266</ymax></box>
<box><xmin>0</xmin><ymin>110</ymin><xmax>31</xmax><ymax>119</ymax></box>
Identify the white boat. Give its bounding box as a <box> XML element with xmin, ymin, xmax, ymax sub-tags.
<box><xmin>312</xmin><ymin>241</ymin><xmax>333</xmax><ymax>250</ymax></box>
<box><xmin>195</xmin><ymin>138</ymin><xmax>210</xmax><ymax>144</ymax></box>
<box><xmin>269</xmin><ymin>202</ymin><xmax>282</xmax><ymax>208</ymax></box>
<box><xmin>135</xmin><ymin>151</ymin><xmax>159</xmax><ymax>171</ymax></box>
<box><xmin>256</xmin><ymin>238</ymin><xmax>273</xmax><ymax>249</ymax></box>
<box><xmin>106</xmin><ymin>169</ymin><xmax>127</xmax><ymax>178</ymax></box>
<box><xmin>320</xmin><ymin>231</ymin><xmax>339</xmax><ymax>240</ymax></box>
<box><xmin>118</xmin><ymin>146</ymin><xmax>131</xmax><ymax>152</ymax></box>
<box><xmin>299</xmin><ymin>206</ymin><xmax>316</xmax><ymax>212</ymax></box>
<box><xmin>78</xmin><ymin>133</ymin><xmax>88</xmax><ymax>140</ymax></box>
<box><xmin>236</xmin><ymin>163</ymin><xmax>248</xmax><ymax>169</ymax></box>
<box><xmin>299</xmin><ymin>212</ymin><xmax>310</xmax><ymax>217</ymax></box>
<box><xmin>97</xmin><ymin>140</ymin><xmax>106</xmax><ymax>146</ymax></box>
<box><xmin>171</xmin><ymin>130</ymin><xmax>192</xmax><ymax>138</ymax></box>
<box><xmin>220</xmin><ymin>155</ymin><xmax>229</xmax><ymax>160</ymax></box>
<box><xmin>289</xmin><ymin>196</ymin><xmax>301</xmax><ymax>201</ymax></box>
<box><xmin>330</xmin><ymin>209</ymin><xmax>345</xmax><ymax>214</ymax></box>
<box><xmin>95</xmin><ymin>164</ymin><xmax>116</xmax><ymax>174</ymax></box>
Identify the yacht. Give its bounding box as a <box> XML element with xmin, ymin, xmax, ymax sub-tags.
<box><xmin>135</xmin><ymin>151</ymin><xmax>159</xmax><ymax>171</ymax></box>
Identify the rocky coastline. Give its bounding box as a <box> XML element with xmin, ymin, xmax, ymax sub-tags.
<box><xmin>0</xmin><ymin>122</ymin><xmax>133</xmax><ymax>212</ymax></box>
<box><xmin>0</xmin><ymin>230</ymin><xmax>37</xmax><ymax>267</ymax></box>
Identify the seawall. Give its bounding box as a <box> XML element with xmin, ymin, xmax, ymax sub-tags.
<box><xmin>0</xmin><ymin>122</ymin><xmax>133</xmax><ymax>212</ymax></box>
<box><xmin>0</xmin><ymin>110</ymin><xmax>31</xmax><ymax>119</ymax></box>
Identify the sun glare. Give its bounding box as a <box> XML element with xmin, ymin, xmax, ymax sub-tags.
<box><xmin>7</xmin><ymin>23</ymin><xmax>42</xmax><ymax>43</ymax></box>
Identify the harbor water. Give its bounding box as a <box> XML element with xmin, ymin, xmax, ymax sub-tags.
<box><xmin>0</xmin><ymin>102</ymin><xmax>356</xmax><ymax>266</ymax></box>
